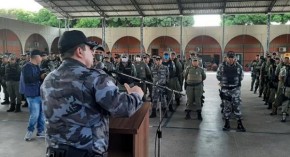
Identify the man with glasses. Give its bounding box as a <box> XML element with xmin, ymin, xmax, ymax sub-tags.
<box><xmin>41</xmin><ymin>30</ymin><xmax>144</xmax><ymax>157</ymax></box>
<box><xmin>217</xmin><ymin>51</ymin><xmax>246</xmax><ymax>132</ymax></box>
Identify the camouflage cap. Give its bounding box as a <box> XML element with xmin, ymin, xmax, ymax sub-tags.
<box><xmin>9</xmin><ymin>54</ymin><xmax>16</xmax><ymax>59</ymax></box>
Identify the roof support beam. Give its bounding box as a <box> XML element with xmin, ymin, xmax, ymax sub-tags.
<box><xmin>129</xmin><ymin>0</ymin><xmax>144</xmax><ymax>16</ymax></box>
<box><xmin>46</xmin><ymin>0</ymin><xmax>71</xmax><ymax>18</ymax></box>
<box><xmin>267</xmin><ymin>0</ymin><xmax>277</xmax><ymax>13</ymax></box>
<box><xmin>222</xmin><ymin>0</ymin><xmax>227</xmax><ymax>13</ymax></box>
<box><xmin>176</xmin><ymin>0</ymin><xmax>183</xmax><ymax>14</ymax></box>
<box><xmin>86</xmin><ymin>0</ymin><xmax>107</xmax><ymax>17</ymax></box>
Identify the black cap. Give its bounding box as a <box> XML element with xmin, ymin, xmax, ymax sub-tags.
<box><xmin>94</xmin><ymin>45</ymin><xmax>105</xmax><ymax>51</ymax></box>
<box><xmin>30</xmin><ymin>50</ymin><xmax>42</xmax><ymax>57</ymax></box>
<box><xmin>41</xmin><ymin>51</ymin><xmax>49</xmax><ymax>57</ymax></box>
<box><xmin>58</xmin><ymin>30</ymin><xmax>96</xmax><ymax>54</ymax></box>
<box><xmin>227</xmin><ymin>51</ymin><xmax>235</xmax><ymax>58</ymax></box>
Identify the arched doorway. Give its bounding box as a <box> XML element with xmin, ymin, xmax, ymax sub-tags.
<box><xmin>0</xmin><ymin>29</ymin><xmax>22</xmax><ymax>57</ymax></box>
<box><xmin>87</xmin><ymin>36</ymin><xmax>109</xmax><ymax>52</ymax></box>
<box><xmin>111</xmin><ymin>36</ymin><xmax>142</xmax><ymax>59</ymax></box>
<box><xmin>50</xmin><ymin>37</ymin><xmax>59</xmax><ymax>54</ymax></box>
<box><xmin>270</xmin><ymin>34</ymin><xmax>290</xmax><ymax>54</ymax></box>
<box><xmin>225</xmin><ymin>35</ymin><xmax>263</xmax><ymax>70</ymax></box>
<box><xmin>147</xmin><ymin>36</ymin><xmax>180</xmax><ymax>56</ymax></box>
<box><xmin>25</xmin><ymin>33</ymin><xmax>48</xmax><ymax>53</ymax></box>
<box><xmin>185</xmin><ymin>35</ymin><xmax>222</xmax><ymax>65</ymax></box>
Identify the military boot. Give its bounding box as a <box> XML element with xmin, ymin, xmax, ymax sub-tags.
<box><xmin>223</xmin><ymin>119</ymin><xmax>230</xmax><ymax>131</ymax></box>
<box><xmin>169</xmin><ymin>104</ymin><xmax>174</xmax><ymax>112</ymax></box>
<box><xmin>6</xmin><ymin>103</ymin><xmax>15</xmax><ymax>112</ymax></box>
<box><xmin>185</xmin><ymin>111</ymin><xmax>191</xmax><ymax>120</ymax></box>
<box><xmin>150</xmin><ymin>108</ymin><xmax>157</xmax><ymax>118</ymax></box>
<box><xmin>237</xmin><ymin>119</ymin><xmax>246</xmax><ymax>132</ymax></box>
<box><xmin>267</xmin><ymin>103</ymin><xmax>272</xmax><ymax>109</ymax></box>
<box><xmin>197</xmin><ymin>110</ymin><xmax>203</xmax><ymax>121</ymax></box>
<box><xmin>14</xmin><ymin>104</ymin><xmax>21</xmax><ymax>113</ymax></box>
<box><xmin>1</xmin><ymin>99</ymin><xmax>10</xmax><ymax>105</ymax></box>
<box><xmin>281</xmin><ymin>112</ymin><xmax>287</xmax><ymax>122</ymax></box>
<box><xmin>176</xmin><ymin>99</ymin><xmax>180</xmax><ymax>106</ymax></box>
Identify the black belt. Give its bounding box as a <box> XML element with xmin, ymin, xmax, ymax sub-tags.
<box><xmin>46</xmin><ymin>145</ymin><xmax>108</xmax><ymax>157</ymax></box>
<box><xmin>187</xmin><ymin>82</ymin><xmax>202</xmax><ymax>87</ymax></box>
<box><xmin>222</xmin><ymin>86</ymin><xmax>238</xmax><ymax>90</ymax></box>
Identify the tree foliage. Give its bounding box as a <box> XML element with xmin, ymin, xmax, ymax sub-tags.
<box><xmin>0</xmin><ymin>8</ymin><xmax>194</xmax><ymax>28</ymax></box>
<box><xmin>224</xmin><ymin>14</ymin><xmax>290</xmax><ymax>25</ymax></box>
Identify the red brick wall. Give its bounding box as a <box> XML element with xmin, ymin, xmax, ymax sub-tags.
<box><xmin>0</xmin><ymin>29</ymin><xmax>22</xmax><ymax>57</ymax></box>
<box><xmin>269</xmin><ymin>34</ymin><xmax>290</xmax><ymax>54</ymax></box>
<box><xmin>185</xmin><ymin>35</ymin><xmax>222</xmax><ymax>59</ymax></box>
<box><xmin>111</xmin><ymin>36</ymin><xmax>141</xmax><ymax>55</ymax></box>
<box><xmin>225</xmin><ymin>35</ymin><xmax>263</xmax><ymax>69</ymax></box>
<box><xmin>87</xmin><ymin>36</ymin><xmax>109</xmax><ymax>52</ymax></box>
<box><xmin>50</xmin><ymin>37</ymin><xmax>59</xmax><ymax>54</ymax></box>
<box><xmin>147</xmin><ymin>36</ymin><xmax>180</xmax><ymax>55</ymax></box>
<box><xmin>25</xmin><ymin>34</ymin><xmax>48</xmax><ymax>53</ymax></box>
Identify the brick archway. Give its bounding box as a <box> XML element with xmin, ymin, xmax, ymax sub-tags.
<box><xmin>225</xmin><ymin>35</ymin><xmax>263</xmax><ymax>69</ymax></box>
<box><xmin>111</xmin><ymin>36</ymin><xmax>142</xmax><ymax>55</ymax></box>
<box><xmin>147</xmin><ymin>36</ymin><xmax>180</xmax><ymax>56</ymax></box>
<box><xmin>270</xmin><ymin>34</ymin><xmax>290</xmax><ymax>53</ymax></box>
<box><xmin>25</xmin><ymin>33</ymin><xmax>49</xmax><ymax>53</ymax></box>
<box><xmin>185</xmin><ymin>35</ymin><xmax>222</xmax><ymax>64</ymax></box>
<box><xmin>0</xmin><ymin>29</ymin><xmax>22</xmax><ymax>57</ymax></box>
<box><xmin>51</xmin><ymin>37</ymin><xmax>59</xmax><ymax>54</ymax></box>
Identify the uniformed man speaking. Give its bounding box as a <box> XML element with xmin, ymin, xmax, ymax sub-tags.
<box><xmin>40</xmin><ymin>30</ymin><xmax>144</xmax><ymax>157</ymax></box>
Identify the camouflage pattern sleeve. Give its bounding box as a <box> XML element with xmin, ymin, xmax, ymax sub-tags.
<box><xmin>216</xmin><ymin>64</ymin><xmax>223</xmax><ymax>81</ymax></box>
<box><xmin>93</xmin><ymin>74</ymin><xmax>143</xmax><ymax>117</ymax></box>
<box><xmin>131</xmin><ymin>64</ymin><xmax>137</xmax><ymax>77</ymax></box>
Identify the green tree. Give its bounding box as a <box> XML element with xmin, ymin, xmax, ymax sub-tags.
<box><xmin>224</xmin><ymin>14</ymin><xmax>290</xmax><ymax>25</ymax></box>
<box><xmin>74</xmin><ymin>18</ymin><xmax>101</xmax><ymax>28</ymax></box>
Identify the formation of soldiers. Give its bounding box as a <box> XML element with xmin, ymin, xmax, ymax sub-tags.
<box><xmin>91</xmin><ymin>47</ymin><xmax>206</xmax><ymax>120</ymax></box>
<box><xmin>0</xmin><ymin>52</ymin><xmax>62</xmax><ymax>112</ymax></box>
<box><xmin>250</xmin><ymin>52</ymin><xmax>290</xmax><ymax>122</ymax></box>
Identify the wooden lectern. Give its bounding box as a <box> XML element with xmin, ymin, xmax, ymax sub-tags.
<box><xmin>109</xmin><ymin>102</ymin><xmax>150</xmax><ymax>157</ymax></box>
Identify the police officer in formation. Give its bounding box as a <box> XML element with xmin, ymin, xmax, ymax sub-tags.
<box><xmin>115</xmin><ymin>54</ymin><xmax>137</xmax><ymax>92</ymax></box>
<box><xmin>271</xmin><ymin>57</ymin><xmax>289</xmax><ymax>116</ymax></box>
<box><xmin>103</xmin><ymin>53</ymin><xmax>115</xmax><ymax>75</ymax></box>
<box><xmin>217</xmin><ymin>51</ymin><xmax>246</xmax><ymax>132</ymax></box>
<box><xmin>134</xmin><ymin>54</ymin><xmax>151</xmax><ymax>100</ymax></box>
<box><xmin>278</xmin><ymin>58</ymin><xmax>290</xmax><ymax>122</ymax></box>
<box><xmin>0</xmin><ymin>55</ymin><xmax>10</xmax><ymax>105</ymax></box>
<box><xmin>253</xmin><ymin>56</ymin><xmax>264</xmax><ymax>94</ymax></box>
<box><xmin>170</xmin><ymin>52</ymin><xmax>183</xmax><ymax>106</ymax></box>
<box><xmin>5</xmin><ymin>54</ymin><xmax>22</xmax><ymax>112</ymax></box>
<box><xmin>41</xmin><ymin>30</ymin><xmax>144</xmax><ymax>157</ymax></box>
<box><xmin>250</xmin><ymin>55</ymin><xmax>260</xmax><ymax>91</ymax></box>
<box><xmin>150</xmin><ymin>55</ymin><xmax>169</xmax><ymax>118</ymax></box>
<box><xmin>162</xmin><ymin>52</ymin><xmax>178</xmax><ymax>112</ymax></box>
<box><xmin>184</xmin><ymin>57</ymin><xmax>206</xmax><ymax>120</ymax></box>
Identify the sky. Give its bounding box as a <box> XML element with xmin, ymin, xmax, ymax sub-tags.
<box><xmin>0</xmin><ymin>0</ymin><xmax>221</xmax><ymax>26</ymax></box>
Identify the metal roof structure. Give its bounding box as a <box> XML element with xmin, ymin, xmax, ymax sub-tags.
<box><xmin>35</xmin><ymin>0</ymin><xmax>290</xmax><ymax>18</ymax></box>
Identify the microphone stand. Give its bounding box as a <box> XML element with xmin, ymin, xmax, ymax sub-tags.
<box><xmin>112</xmin><ymin>71</ymin><xmax>185</xmax><ymax>157</ymax></box>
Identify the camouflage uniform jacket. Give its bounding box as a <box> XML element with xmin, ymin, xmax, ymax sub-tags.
<box><xmin>151</xmin><ymin>64</ymin><xmax>169</xmax><ymax>86</ymax></box>
<box><xmin>217</xmin><ymin>62</ymin><xmax>244</xmax><ymax>87</ymax></box>
<box><xmin>40</xmin><ymin>58</ymin><xmax>143</xmax><ymax>154</ymax></box>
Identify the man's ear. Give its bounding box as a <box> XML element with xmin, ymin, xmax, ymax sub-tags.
<box><xmin>75</xmin><ymin>47</ymin><xmax>83</xmax><ymax>58</ymax></box>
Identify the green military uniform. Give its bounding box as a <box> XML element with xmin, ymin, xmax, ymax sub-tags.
<box><xmin>134</xmin><ymin>59</ymin><xmax>151</xmax><ymax>99</ymax></box>
<box><xmin>271</xmin><ymin>62</ymin><xmax>285</xmax><ymax>114</ymax></box>
<box><xmin>184</xmin><ymin>58</ymin><xmax>206</xmax><ymax>119</ymax></box>
<box><xmin>250</xmin><ymin>59</ymin><xmax>259</xmax><ymax>91</ymax></box>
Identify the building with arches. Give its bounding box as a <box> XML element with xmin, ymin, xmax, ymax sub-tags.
<box><xmin>1</xmin><ymin>16</ymin><xmax>290</xmax><ymax>70</ymax></box>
